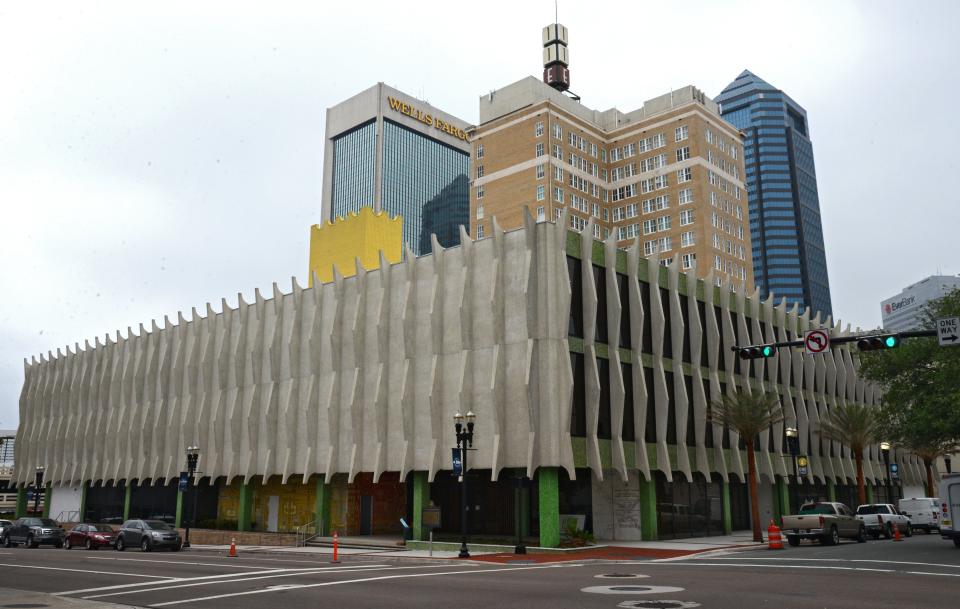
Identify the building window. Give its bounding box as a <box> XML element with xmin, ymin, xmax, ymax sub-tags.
<box><xmin>555</xmin><ymin>208</ymin><xmax>563</xmax><ymax>220</ymax></box>
<box><xmin>682</xmin><ymin>253</ymin><xmax>696</xmax><ymax>269</ymax></box>
<box><xmin>714</xmin><ymin>255</ymin><xmax>722</xmax><ymax>271</ymax></box>
<box><xmin>536</xmin><ymin>163</ymin><xmax>545</xmax><ymax>179</ymax></box>
<box><xmin>681</xmin><ymin>231</ymin><xmax>695</xmax><ymax>247</ymax></box>
<box><xmin>476</xmin><ymin>144</ymin><xmax>484</xmax><ymax>159</ymax></box>
<box><xmin>553</xmin><ymin>123</ymin><xmax>562</xmax><ymax>139</ymax></box>
<box><xmin>675</xmin><ymin>125</ymin><xmax>689</xmax><ymax>142</ymax></box>
<box><xmin>476</xmin><ymin>185</ymin><xmax>485</xmax><ymax>200</ymax></box>
<box><xmin>537</xmin><ymin>205</ymin><xmax>545</xmax><ymax>220</ymax></box>
<box><xmin>477</xmin><ymin>223</ymin><xmax>485</xmax><ymax>239</ymax></box>
<box><xmin>679</xmin><ymin>209</ymin><xmax>694</xmax><ymax>226</ymax></box>
<box><xmin>552</xmin><ymin>144</ymin><xmax>563</xmax><ymax>159</ymax></box>
<box><xmin>660</xmin><ymin>257</ymin><xmax>673</xmax><ymax>267</ymax></box>
<box><xmin>554</xmin><ymin>187</ymin><xmax>564</xmax><ymax>202</ymax></box>
<box><xmin>554</xmin><ymin>165</ymin><xmax>564</xmax><ymax>181</ymax></box>
<box><xmin>536</xmin><ymin>143</ymin><xmax>545</xmax><ymax>157</ymax></box>
<box><xmin>677</xmin><ymin>167</ymin><xmax>692</xmax><ymax>183</ymax></box>
<box><xmin>656</xmin><ymin>215</ymin><xmax>671</xmax><ymax>231</ymax></box>
<box><xmin>676</xmin><ymin>146</ymin><xmax>690</xmax><ymax>162</ymax></box>
<box><xmin>476</xmin><ymin>203</ymin><xmax>484</xmax><ymax>219</ymax></box>
<box><xmin>537</xmin><ymin>185</ymin><xmax>545</xmax><ymax>201</ymax></box>
<box><xmin>679</xmin><ymin>188</ymin><xmax>693</xmax><ymax>205</ymax></box>
<box><xmin>476</xmin><ymin>165</ymin><xmax>484</xmax><ymax>178</ymax></box>
<box><xmin>535</xmin><ymin>121</ymin><xmax>544</xmax><ymax>137</ymax></box>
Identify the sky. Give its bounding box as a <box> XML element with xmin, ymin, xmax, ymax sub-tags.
<box><xmin>1</xmin><ymin>0</ymin><xmax>957</xmax><ymax>429</ymax></box>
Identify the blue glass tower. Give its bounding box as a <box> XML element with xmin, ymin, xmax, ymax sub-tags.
<box><xmin>716</xmin><ymin>71</ymin><xmax>833</xmax><ymax>318</ymax></box>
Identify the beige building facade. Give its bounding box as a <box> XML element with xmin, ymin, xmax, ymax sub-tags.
<box><xmin>471</xmin><ymin>77</ymin><xmax>753</xmax><ymax>291</ymax></box>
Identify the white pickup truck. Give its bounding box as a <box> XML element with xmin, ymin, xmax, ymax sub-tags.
<box><xmin>855</xmin><ymin>504</ymin><xmax>912</xmax><ymax>539</ymax></box>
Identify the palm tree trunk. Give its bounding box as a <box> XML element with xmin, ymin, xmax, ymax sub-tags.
<box><xmin>746</xmin><ymin>439</ymin><xmax>762</xmax><ymax>542</ymax></box>
<box><xmin>855</xmin><ymin>452</ymin><xmax>866</xmax><ymax>506</ymax></box>
<box><xmin>924</xmin><ymin>458</ymin><xmax>934</xmax><ymax>497</ymax></box>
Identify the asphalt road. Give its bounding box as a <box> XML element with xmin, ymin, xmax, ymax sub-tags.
<box><xmin>1</xmin><ymin>534</ymin><xmax>958</xmax><ymax>609</ymax></box>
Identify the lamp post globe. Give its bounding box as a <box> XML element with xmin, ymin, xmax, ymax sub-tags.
<box><xmin>784</xmin><ymin>427</ymin><xmax>799</xmax><ymax>509</ymax></box>
<box><xmin>880</xmin><ymin>442</ymin><xmax>892</xmax><ymax>503</ymax></box>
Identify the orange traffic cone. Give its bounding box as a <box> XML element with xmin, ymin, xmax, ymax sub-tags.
<box><xmin>767</xmin><ymin>521</ymin><xmax>784</xmax><ymax>550</ymax></box>
<box><xmin>229</xmin><ymin>538</ymin><xmax>238</xmax><ymax>557</ymax></box>
<box><xmin>893</xmin><ymin>523</ymin><xmax>903</xmax><ymax>542</ymax></box>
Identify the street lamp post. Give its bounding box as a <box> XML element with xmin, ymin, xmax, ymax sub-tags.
<box><xmin>33</xmin><ymin>466</ymin><xmax>45</xmax><ymax>515</ymax></box>
<box><xmin>454</xmin><ymin>411</ymin><xmax>475</xmax><ymax>559</ymax></box>
<box><xmin>183</xmin><ymin>446</ymin><xmax>200</xmax><ymax>548</ymax></box>
<box><xmin>946</xmin><ymin>456</ymin><xmax>953</xmax><ymax>474</ymax></box>
<box><xmin>880</xmin><ymin>441</ymin><xmax>892</xmax><ymax>504</ymax></box>
<box><xmin>785</xmin><ymin>427</ymin><xmax>800</xmax><ymax>510</ymax></box>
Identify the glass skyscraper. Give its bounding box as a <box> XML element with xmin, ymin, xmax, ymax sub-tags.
<box><xmin>323</xmin><ymin>83</ymin><xmax>471</xmax><ymax>257</ymax></box>
<box><xmin>716</xmin><ymin>70</ymin><xmax>833</xmax><ymax>318</ymax></box>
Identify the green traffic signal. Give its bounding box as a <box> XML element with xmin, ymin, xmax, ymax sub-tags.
<box><xmin>857</xmin><ymin>334</ymin><xmax>900</xmax><ymax>351</ymax></box>
<box><xmin>884</xmin><ymin>335</ymin><xmax>898</xmax><ymax>348</ymax></box>
<box><xmin>762</xmin><ymin>345</ymin><xmax>774</xmax><ymax>357</ymax></box>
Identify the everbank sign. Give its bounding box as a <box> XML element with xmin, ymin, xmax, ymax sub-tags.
<box><xmin>883</xmin><ymin>295</ymin><xmax>916</xmax><ymax>317</ymax></box>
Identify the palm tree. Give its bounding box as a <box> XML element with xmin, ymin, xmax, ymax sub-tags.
<box><xmin>906</xmin><ymin>440</ymin><xmax>958</xmax><ymax>497</ymax></box>
<box><xmin>817</xmin><ymin>402</ymin><xmax>881</xmax><ymax>507</ymax></box>
<box><xmin>711</xmin><ymin>391</ymin><xmax>783</xmax><ymax>543</ymax></box>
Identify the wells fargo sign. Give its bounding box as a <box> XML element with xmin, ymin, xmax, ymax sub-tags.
<box><xmin>387</xmin><ymin>96</ymin><xmax>469</xmax><ymax>142</ymax></box>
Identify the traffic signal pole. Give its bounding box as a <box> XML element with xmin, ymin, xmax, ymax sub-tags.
<box><xmin>732</xmin><ymin>329</ymin><xmax>937</xmax><ymax>358</ymax></box>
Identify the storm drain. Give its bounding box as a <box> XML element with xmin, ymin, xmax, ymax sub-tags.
<box><xmin>595</xmin><ymin>573</ymin><xmax>649</xmax><ymax>579</ymax></box>
<box><xmin>617</xmin><ymin>601</ymin><xmax>701</xmax><ymax>609</ymax></box>
<box><xmin>581</xmin><ymin>585</ymin><xmax>686</xmax><ymax>595</ymax></box>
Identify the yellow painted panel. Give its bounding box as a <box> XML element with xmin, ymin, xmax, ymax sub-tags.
<box><xmin>308</xmin><ymin>207</ymin><xmax>403</xmax><ymax>285</ymax></box>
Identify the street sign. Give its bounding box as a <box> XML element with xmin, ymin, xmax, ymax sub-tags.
<box><xmin>804</xmin><ymin>329</ymin><xmax>830</xmax><ymax>355</ymax></box>
<box><xmin>890</xmin><ymin>463</ymin><xmax>900</xmax><ymax>480</ymax></box>
<box><xmin>452</xmin><ymin>448</ymin><xmax>463</xmax><ymax>476</ymax></box>
<box><xmin>937</xmin><ymin>316</ymin><xmax>960</xmax><ymax>347</ymax></box>
<box><xmin>178</xmin><ymin>471</ymin><xmax>189</xmax><ymax>492</ymax></box>
<box><xmin>797</xmin><ymin>455</ymin><xmax>809</xmax><ymax>476</ymax></box>
<box><xmin>422</xmin><ymin>506</ymin><xmax>441</xmax><ymax>529</ymax></box>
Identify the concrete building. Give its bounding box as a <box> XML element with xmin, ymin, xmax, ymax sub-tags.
<box><xmin>471</xmin><ymin>26</ymin><xmax>753</xmax><ymax>292</ymax></box>
<box><xmin>716</xmin><ymin>70</ymin><xmax>833</xmax><ymax>318</ymax></box>
<box><xmin>14</xmin><ymin>216</ymin><xmax>921</xmax><ymax>543</ymax></box>
<box><xmin>880</xmin><ymin>274</ymin><xmax>960</xmax><ymax>332</ymax></box>
<box><xmin>321</xmin><ymin>83</ymin><xmax>471</xmax><ymax>256</ymax></box>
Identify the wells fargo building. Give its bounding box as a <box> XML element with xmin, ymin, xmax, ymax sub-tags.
<box><xmin>14</xmin><ymin>217</ymin><xmax>920</xmax><ymax>544</ymax></box>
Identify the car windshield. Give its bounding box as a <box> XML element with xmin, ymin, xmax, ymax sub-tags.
<box><xmin>93</xmin><ymin>525</ymin><xmax>115</xmax><ymax>532</ymax></box>
<box><xmin>144</xmin><ymin>520</ymin><xmax>173</xmax><ymax>531</ymax></box>
<box><xmin>798</xmin><ymin>504</ymin><xmax>835</xmax><ymax>515</ymax></box>
<box><xmin>39</xmin><ymin>519</ymin><xmax>58</xmax><ymax>527</ymax></box>
<box><xmin>857</xmin><ymin>505</ymin><xmax>888</xmax><ymax>515</ymax></box>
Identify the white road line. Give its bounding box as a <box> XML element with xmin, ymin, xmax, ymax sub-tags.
<box><xmin>149</xmin><ymin>563</ymin><xmax>584</xmax><ymax>607</ymax></box>
<box><xmin>648</xmin><ymin>562</ymin><xmax>895</xmax><ymax>573</ymax></box>
<box><xmin>687</xmin><ymin>556</ymin><xmax>960</xmax><ymax>569</ymax></box>
<box><xmin>905</xmin><ymin>571</ymin><xmax>960</xmax><ymax>577</ymax></box>
<box><xmin>0</xmin><ymin>562</ymin><xmax>174</xmax><ymax>579</ymax></box>
<box><xmin>86</xmin><ymin>556</ymin><xmax>267</xmax><ymax>570</ymax></box>
<box><xmin>55</xmin><ymin>565</ymin><xmax>386</xmax><ymax>596</ymax></box>
<box><xmin>84</xmin><ymin>564</ymin><xmax>455</xmax><ymax>599</ymax></box>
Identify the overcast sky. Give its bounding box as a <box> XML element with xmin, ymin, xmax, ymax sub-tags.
<box><xmin>1</xmin><ymin>0</ymin><xmax>957</xmax><ymax>429</ymax></box>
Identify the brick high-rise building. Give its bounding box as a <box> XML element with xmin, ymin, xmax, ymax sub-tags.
<box><xmin>470</xmin><ymin>25</ymin><xmax>753</xmax><ymax>289</ymax></box>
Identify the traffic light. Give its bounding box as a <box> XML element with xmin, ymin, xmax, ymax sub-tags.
<box><xmin>857</xmin><ymin>334</ymin><xmax>900</xmax><ymax>351</ymax></box>
<box><xmin>739</xmin><ymin>344</ymin><xmax>776</xmax><ymax>359</ymax></box>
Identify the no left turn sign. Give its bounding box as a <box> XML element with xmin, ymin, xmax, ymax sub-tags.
<box><xmin>804</xmin><ymin>329</ymin><xmax>830</xmax><ymax>355</ymax></box>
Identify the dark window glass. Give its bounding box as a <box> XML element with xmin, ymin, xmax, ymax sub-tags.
<box><xmin>714</xmin><ymin>306</ymin><xmax>726</xmax><ymax>373</ymax></box>
<box><xmin>698</xmin><ymin>300</ymin><xmax>708</xmax><ymax>368</ymax></box>
<box><xmin>644</xmin><ymin>366</ymin><xmax>656</xmax><ymax>443</ymax></box>
<box><xmin>331</xmin><ymin>121</ymin><xmax>377</xmax><ymax>223</ymax></box>
<box><xmin>641</xmin><ymin>281</ymin><xmax>653</xmax><ymax>354</ymax></box>
<box><xmin>616</xmin><ymin>273</ymin><xmax>631</xmax><ymax>348</ymax></box>
<box><xmin>660</xmin><ymin>288</ymin><xmax>673</xmax><ymax>359</ymax></box>
<box><xmin>665</xmin><ymin>371</ymin><xmax>677</xmax><ymax>443</ymax></box>
<box><xmin>567</xmin><ymin>257</ymin><xmax>584</xmax><ymax>337</ymax></box>
<box><xmin>622</xmin><ymin>362</ymin><xmax>635</xmax><ymax>441</ymax></box>
<box><xmin>702</xmin><ymin>378</ymin><xmax>714</xmax><ymax>449</ymax></box>
<box><xmin>571</xmin><ymin>352</ymin><xmax>586</xmax><ymax>436</ymax></box>
<box><xmin>679</xmin><ymin>294</ymin><xmax>691</xmax><ymax>364</ymax></box>
<box><xmin>593</xmin><ymin>265</ymin><xmax>608</xmax><ymax>343</ymax></box>
<box><xmin>684</xmin><ymin>375</ymin><xmax>696</xmax><ymax>445</ymax></box>
<box><xmin>597</xmin><ymin>357</ymin><xmax>611</xmax><ymax>439</ymax></box>
<box><xmin>719</xmin><ymin>382</ymin><xmax>730</xmax><ymax>449</ymax></box>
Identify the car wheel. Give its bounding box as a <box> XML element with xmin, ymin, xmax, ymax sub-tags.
<box><xmin>85</xmin><ymin>538</ymin><xmax>93</xmax><ymax>550</ymax></box>
<box><xmin>823</xmin><ymin>526</ymin><xmax>839</xmax><ymax>546</ymax></box>
<box><xmin>787</xmin><ymin>536</ymin><xmax>800</xmax><ymax>547</ymax></box>
<box><xmin>141</xmin><ymin>538</ymin><xmax>151</xmax><ymax>552</ymax></box>
<box><xmin>883</xmin><ymin>523</ymin><xmax>893</xmax><ymax>540</ymax></box>
<box><xmin>870</xmin><ymin>531</ymin><xmax>880</xmax><ymax>540</ymax></box>
<box><xmin>56</xmin><ymin>541</ymin><xmax>64</xmax><ymax>549</ymax></box>
<box><xmin>954</xmin><ymin>538</ymin><xmax>960</xmax><ymax>548</ymax></box>
<box><xmin>65</xmin><ymin>537</ymin><xmax>72</xmax><ymax>550</ymax></box>
<box><xmin>171</xmin><ymin>540</ymin><xmax>182</xmax><ymax>552</ymax></box>
<box><xmin>26</xmin><ymin>534</ymin><xmax>37</xmax><ymax>549</ymax></box>
<box><xmin>857</xmin><ymin>526</ymin><xmax>867</xmax><ymax>543</ymax></box>
<box><xmin>116</xmin><ymin>537</ymin><xmax>125</xmax><ymax>551</ymax></box>
<box><xmin>925</xmin><ymin>527</ymin><xmax>932</xmax><ymax>534</ymax></box>
<box><xmin>1</xmin><ymin>536</ymin><xmax>10</xmax><ymax>548</ymax></box>
<box><xmin>905</xmin><ymin>525</ymin><xmax>913</xmax><ymax>538</ymax></box>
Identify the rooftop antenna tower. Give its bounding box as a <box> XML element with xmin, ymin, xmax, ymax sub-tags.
<box><xmin>542</xmin><ymin>4</ymin><xmax>580</xmax><ymax>101</ymax></box>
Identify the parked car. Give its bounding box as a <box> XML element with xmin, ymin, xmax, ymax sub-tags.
<box><xmin>0</xmin><ymin>519</ymin><xmax>12</xmax><ymax>537</ymax></box>
<box><xmin>1</xmin><ymin>517</ymin><xmax>66</xmax><ymax>548</ymax></box>
<box><xmin>115</xmin><ymin>519</ymin><xmax>182</xmax><ymax>552</ymax></box>
<box><xmin>782</xmin><ymin>502</ymin><xmax>866</xmax><ymax>546</ymax></box>
<box><xmin>939</xmin><ymin>474</ymin><xmax>960</xmax><ymax>548</ymax></box>
<box><xmin>65</xmin><ymin>524</ymin><xmax>117</xmax><ymax>550</ymax></box>
<box><xmin>899</xmin><ymin>497</ymin><xmax>941</xmax><ymax>534</ymax></box>
<box><xmin>856</xmin><ymin>504</ymin><xmax>911</xmax><ymax>539</ymax></box>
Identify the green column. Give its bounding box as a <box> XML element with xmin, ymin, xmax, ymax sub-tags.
<box><xmin>640</xmin><ymin>475</ymin><xmax>658</xmax><ymax>541</ymax></box>
<box><xmin>15</xmin><ymin>487</ymin><xmax>28</xmax><ymax>518</ymax></box>
<box><xmin>315</xmin><ymin>475</ymin><xmax>331</xmax><ymax>537</ymax></box>
<box><xmin>538</xmin><ymin>467</ymin><xmax>560</xmax><ymax>548</ymax></box>
<box><xmin>777</xmin><ymin>478</ymin><xmax>790</xmax><ymax>523</ymax></box>
<box><xmin>78</xmin><ymin>483</ymin><xmax>88</xmax><ymax>523</ymax></box>
<box><xmin>721</xmin><ymin>479</ymin><xmax>733</xmax><ymax>535</ymax></box>
<box><xmin>237</xmin><ymin>482</ymin><xmax>254</xmax><ymax>532</ymax></box>
<box><xmin>827</xmin><ymin>479</ymin><xmax>837</xmax><ymax>502</ymax></box>
<box><xmin>42</xmin><ymin>484</ymin><xmax>52</xmax><ymax>518</ymax></box>
<box><xmin>866</xmin><ymin>484</ymin><xmax>875</xmax><ymax>504</ymax></box>
<box><xmin>175</xmin><ymin>488</ymin><xmax>184</xmax><ymax>528</ymax></box>
<box><xmin>411</xmin><ymin>471</ymin><xmax>428</xmax><ymax>541</ymax></box>
<box><xmin>123</xmin><ymin>482</ymin><xmax>133</xmax><ymax>521</ymax></box>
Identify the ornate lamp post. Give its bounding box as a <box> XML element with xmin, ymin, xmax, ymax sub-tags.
<box><xmin>880</xmin><ymin>441</ymin><xmax>892</xmax><ymax>504</ymax></box>
<box><xmin>785</xmin><ymin>426</ymin><xmax>800</xmax><ymax>509</ymax></box>
<box><xmin>183</xmin><ymin>446</ymin><xmax>200</xmax><ymax>548</ymax></box>
<box><xmin>946</xmin><ymin>455</ymin><xmax>953</xmax><ymax>474</ymax></box>
<box><xmin>33</xmin><ymin>466</ymin><xmax>45</xmax><ymax>515</ymax></box>
<box><xmin>454</xmin><ymin>411</ymin><xmax>475</xmax><ymax>559</ymax></box>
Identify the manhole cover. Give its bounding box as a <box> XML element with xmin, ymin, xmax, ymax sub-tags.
<box><xmin>581</xmin><ymin>585</ymin><xmax>686</xmax><ymax>595</ymax></box>
<box><xmin>618</xmin><ymin>601</ymin><xmax>701</xmax><ymax>609</ymax></box>
<box><xmin>595</xmin><ymin>573</ymin><xmax>649</xmax><ymax>579</ymax></box>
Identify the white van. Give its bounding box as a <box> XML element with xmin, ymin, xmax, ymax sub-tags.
<box><xmin>938</xmin><ymin>474</ymin><xmax>960</xmax><ymax>548</ymax></box>
<box><xmin>899</xmin><ymin>497</ymin><xmax>941</xmax><ymax>533</ymax></box>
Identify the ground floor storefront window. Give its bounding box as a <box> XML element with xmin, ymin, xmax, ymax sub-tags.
<box><xmin>654</xmin><ymin>471</ymin><xmax>725</xmax><ymax>539</ymax></box>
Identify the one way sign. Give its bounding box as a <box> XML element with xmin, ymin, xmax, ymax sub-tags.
<box><xmin>937</xmin><ymin>316</ymin><xmax>960</xmax><ymax>347</ymax></box>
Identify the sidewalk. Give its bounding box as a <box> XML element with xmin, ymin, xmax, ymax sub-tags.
<box><xmin>0</xmin><ymin>588</ymin><xmax>132</xmax><ymax>609</ymax></box>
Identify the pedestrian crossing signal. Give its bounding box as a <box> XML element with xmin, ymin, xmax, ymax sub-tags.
<box><xmin>857</xmin><ymin>334</ymin><xmax>900</xmax><ymax>351</ymax></box>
